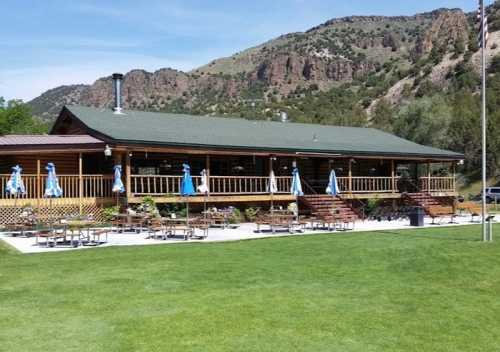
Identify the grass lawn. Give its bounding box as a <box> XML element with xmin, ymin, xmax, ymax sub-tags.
<box><xmin>1</xmin><ymin>226</ymin><xmax>500</xmax><ymax>351</ymax></box>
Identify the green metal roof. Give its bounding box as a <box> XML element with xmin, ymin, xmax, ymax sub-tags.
<box><xmin>60</xmin><ymin>105</ymin><xmax>463</xmax><ymax>159</ymax></box>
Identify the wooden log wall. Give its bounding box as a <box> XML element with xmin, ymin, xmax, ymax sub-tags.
<box><xmin>0</xmin><ymin>154</ymin><xmax>79</xmax><ymax>174</ymax></box>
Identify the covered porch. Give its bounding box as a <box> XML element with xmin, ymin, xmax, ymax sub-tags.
<box><xmin>0</xmin><ymin>149</ymin><xmax>459</xmax><ymax>205</ymax></box>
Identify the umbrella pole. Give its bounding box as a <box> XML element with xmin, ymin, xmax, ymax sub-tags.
<box><xmin>271</xmin><ymin>193</ymin><xmax>274</xmax><ymax>214</ymax></box>
<box><xmin>204</xmin><ymin>194</ymin><xmax>207</xmax><ymax>220</ymax></box>
<box><xmin>296</xmin><ymin>195</ymin><xmax>299</xmax><ymax>222</ymax></box>
<box><xmin>49</xmin><ymin>198</ymin><xmax>53</xmax><ymax>226</ymax></box>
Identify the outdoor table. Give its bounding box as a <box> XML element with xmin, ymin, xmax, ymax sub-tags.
<box><xmin>162</xmin><ymin>218</ymin><xmax>196</xmax><ymax>240</ymax></box>
<box><xmin>113</xmin><ymin>214</ymin><xmax>147</xmax><ymax>233</ymax></box>
<box><xmin>203</xmin><ymin>211</ymin><xmax>230</xmax><ymax>229</ymax></box>
<box><xmin>4</xmin><ymin>223</ymin><xmax>36</xmax><ymax>237</ymax></box>
<box><xmin>62</xmin><ymin>220</ymin><xmax>96</xmax><ymax>247</ymax></box>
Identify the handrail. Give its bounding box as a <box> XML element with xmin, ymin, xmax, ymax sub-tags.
<box><xmin>300</xmin><ymin>177</ymin><xmax>317</xmax><ymax>195</ymax></box>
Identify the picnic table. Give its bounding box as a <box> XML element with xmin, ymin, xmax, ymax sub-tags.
<box><xmin>112</xmin><ymin>214</ymin><xmax>148</xmax><ymax>233</ymax></box>
<box><xmin>35</xmin><ymin>220</ymin><xmax>108</xmax><ymax>248</ymax></box>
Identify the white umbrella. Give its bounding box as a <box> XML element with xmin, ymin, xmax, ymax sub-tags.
<box><xmin>197</xmin><ymin>169</ymin><xmax>209</xmax><ymax>218</ymax></box>
<box><xmin>268</xmin><ymin>170</ymin><xmax>278</xmax><ymax>213</ymax></box>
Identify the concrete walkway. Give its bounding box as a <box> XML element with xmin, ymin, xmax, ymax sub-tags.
<box><xmin>0</xmin><ymin>215</ymin><xmax>491</xmax><ymax>254</ymax></box>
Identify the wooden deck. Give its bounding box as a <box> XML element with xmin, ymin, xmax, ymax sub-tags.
<box><xmin>0</xmin><ymin>172</ymin><xmax>457</xmax><ymax>224</ymax></box>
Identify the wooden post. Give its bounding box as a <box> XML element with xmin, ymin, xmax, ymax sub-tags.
<box><xmin>113</xmin><ymin>153</ymin><xmax>123</xmax><ymax>166</ymax></box>
<box><xmin>391</xmin><ymin>160</ymin><xmax>395</xmax><ymax>193</ymax></box>
<box><xmin>427</xmin><ymin>162</ymin><xmax>431</xmax><ymax>194</ymax></box>
<box><xmin>452</xmin><ymin>162</ymin><xmax>456</xmax><ymax>192</ymax></box>
<box><xmin>348</xmin><ymin>159</ymin><xmax>353</xmax><ymax>193</ymax></box>
<box><xmin>205</xmin><ymin>154</ymin><xmax>210</xmax><ymax>183</ymax></box>
<box><xmin>125</xmin><ymin>151</ymin><xmax>131</xmax><ymax>204</ymax></box>
<box><xmin>78</xmin><ymin>153</ymin><xmax>83</xmax><ymax>215</ymax></box>
<box><xmin>36</xmin><ymin>158</ymin><xmax>41</xmax><ymax>208</ymax></box>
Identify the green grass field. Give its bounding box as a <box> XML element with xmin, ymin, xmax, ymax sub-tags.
<box><xmin>1</xmin><ymin>226</ymin><xmax>500</xmax><ymax>351</ymax></box>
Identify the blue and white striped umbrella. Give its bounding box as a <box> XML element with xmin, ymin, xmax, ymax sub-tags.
<box><xmin>180</xmin><ymin>163</ymin><xmax>195</xmax><ymax>196</ymax></box>
<box><xmin>44</xmin><ymin>163</ymin><xmax>63</xmax><ymax>198</ymax></box>
<box><xmin>112</xmin><ymin>165</ymin><xmax>125</xmax><ymax>193</ymax></box>
<box><xmin>291</xmin><ymin>167</ymin><xmax>304</xmax><ymax>196</ymax></box>
<box><xmin>326</xmin><ymin>169</ymin><xmax>340</xmax><ymax>196</ymax></box>
<box><xmin>6</xmin><ymin>165</ymin><xmax>26</xmax><ymax>196</ymax></box>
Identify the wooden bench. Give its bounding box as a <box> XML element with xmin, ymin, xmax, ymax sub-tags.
<box><xmin>427</xmin><ymin>206</ymin><xmax>457</xmax><ymax>224</ymax></box>
<box><xmin>311</xmin><ymin>212</ymin><xmax>356</xmax><ymax>231</ymax></box>
<box><xmin>457</xmin><ymin>202</ymin><xmax>482</xmax><ymax>222</ymax></box>
<box><xmin>88</xmin><ymin>228</ymin><xmax>109</xmax><ymax>245</ymax></box>
<box><xmin>255</xmin><ymin>214</ymin><xmax>295</xmax><ymax>233</ymax></box>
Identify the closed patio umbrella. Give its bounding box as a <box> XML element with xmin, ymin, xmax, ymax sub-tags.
<box><xmin>44</xmin><ymin>163</ymin><xmax>63</xmax><ymax>198</ymax></box>
<box><xmin>6</xmin><ymin>165</ymin><xmax>26</xmax><ymax>206</ymax></box>
<box><xmin>112</xmin><ymin>165</ymin><xmax>125</xmax><ymax>207</ymax></box>
<box><xmin>291</xmin><ymin>167</ymin><xmax>304</xmax><ymax>220</ymax></box>
<box><xmin>197</xmin><ymin>169</ymin><xmax>209</xmax><ymax>218</ymax></box>
<box><xmin>326</xmin><ymin>169</ymin><xmax>340</xmax><ymax>196</ymax></box>
<box><xmin>44</xmin><ymin>162</ymin><xmax>63</xmax><ymax>221</ymax></box>
<box><xmin>181</xmin><ymin>163</ymin><xmax>196</xmax><ymax>223</ymax></box>
<box><xmin>268</xmin><ymin>169</ymin><xmax>278</xmax><ymax>214</ymax></box>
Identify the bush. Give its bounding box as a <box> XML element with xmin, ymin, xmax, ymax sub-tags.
<box><xmin>228</xmin><ymin>208</ymin><xmax>243</xmax><ymax>224</ymax></box>
<box><xmin>138</xmin><ymin>196</ymin><xmax>159</xmax><ymax>216</ymax></box>
<box><xmin>244</xmin><ymin>207</ymin><xmax>260</xmax><ymax>222</ymax></box>
<box><xmin>364</xmin><ymin>199</ymin><xmax>379</xmax><ymax>216</ymax></box>
<box><xmin>103</xmin><ymin>205</ymin><xmax>120</xmax><ymax>221</ymax></box>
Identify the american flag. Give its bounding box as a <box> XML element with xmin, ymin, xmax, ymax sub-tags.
<box><xmin>477</xmin><ymin>0</ymin><xmax>489</xmax><ymax>48</ymax></box>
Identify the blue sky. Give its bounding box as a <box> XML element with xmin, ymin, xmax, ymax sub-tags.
<box><xmin>0</xmin><ymin>0</ymin><xmax>482</xmax><ymax>101</ymax></box>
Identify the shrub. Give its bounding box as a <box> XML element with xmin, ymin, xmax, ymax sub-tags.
<box><xmin>228</xmin><ymin>208</ymin><xmax>243</xmax><ymax>224</ymax></box>
<box><xmin>103</xmin><ymin>205</ymin><xmax>120</xmax><ymax>221</ymax></box>
<box><xmin>244</xmin><ymin>207</ymin><xmax>260</xmax><ymax>222</ymax></box>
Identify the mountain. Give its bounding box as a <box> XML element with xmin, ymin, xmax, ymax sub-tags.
<box><xmin>29</xmin><ymin>5</ymin><xmax>500</xmax><ymax>123</ymax></box>
<box><xmin>29</xmin><ymin>9</ymin><xmax>476</xmax><ymax>118</ymax></box>
<box><xmin>26</xmin><ymin>2</ymin><xmax>500</xmax><ymax>179</ymax></box>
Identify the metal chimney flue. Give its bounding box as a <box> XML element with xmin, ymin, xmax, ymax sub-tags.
<box><xmin>112</xmin><ymin>73</ymin><xmax>124</xmax><ymax>114</ymax></box>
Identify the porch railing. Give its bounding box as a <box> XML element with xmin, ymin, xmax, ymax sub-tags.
<box><xmin>130</xmin><ymin>175</ymin><xmax>292</xmax><ymax>196</ymax></box>
<box><xmin>0</xmin><ymin>174</ymin><xmax>457</xmax><ymax>200</ymax></box>
<box><xmin>337</xmin><ymin>176</ymin><xmax>397</xmax><ymax>193</ymax></box>
<box><xmin>0</xmin><ymin>174</ymin><xmax>114</xmax><ymax>199</ymax></box>
<box><xmin>419</xmin><ymin>176</ymin><xmax>455</xmax><ymax>192</ymax></box>
<box><xmin>337</xmin><ymin>176</ymin><xmax>456</xmax><ymax>194</ymax></box>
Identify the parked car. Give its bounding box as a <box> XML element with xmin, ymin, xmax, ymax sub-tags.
<box><xmin>484</xmin><ymin>187</ymin><xmax>500</xmax><ymax>203</ymax></box>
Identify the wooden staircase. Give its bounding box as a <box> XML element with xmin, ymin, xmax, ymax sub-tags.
<box><xmin>403</xmin><ymin>192</ymin><xmax>449</xmax><ymax>213</ymax></box>
<box><xmin>300</xmin><ymin>195</ymin><xmax>359</xmax><ymax>220</ymax></box>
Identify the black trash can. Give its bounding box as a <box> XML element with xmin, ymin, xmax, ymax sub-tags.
<box><xmin>409</xmin><ymin>207</ymin><xmax>425</xmax><ymax>227</ymax></box>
